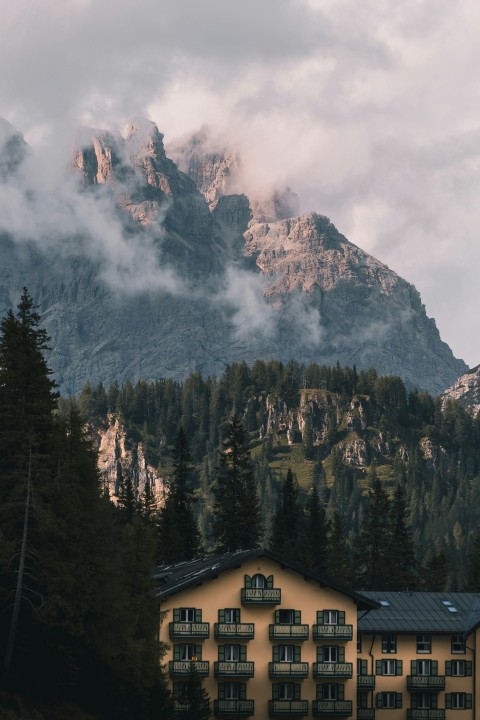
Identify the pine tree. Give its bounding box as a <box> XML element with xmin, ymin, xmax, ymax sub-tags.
<box><xmin>465</xmin><ymin>532</ymin><xmax>480</xmax><ymax>591</ymax></box>
<box><xmin>326</xmin><ymin>512</ymin><xmax>352</xmax><ymax>586</ymax></box>
<box><xmin>385</xmin><ymin>483</ymin><xmax>418</xmax><ymax>590</ymax></box>
<box><xmin>421</xmin><ymin>551</ymin><xmax>450</xmax><ymax>591</ymax></box>
<box><xmin>213</xmin><ymin>414</ymin><xmax>262</xmax><ymax>552</ymax></box>
<box><xmin>356</xmin><ymin>473</ymin><xmax>391</xmax><ymax>589</ymax></box>
<box><xmin>304</xmin><ymin>485</ymin><xmax>329</xmax><ymax>576</ymax></box>
<box><xmin>158</xmin><ymin>426</ymin><xmax>202</xmax><ymax>562</ymax></box>
<box><xmin>176</xmin><ymin>663</ymin><xmax>211</xmax><ymax>719</ymax></box>
<box><xmin>270</xmin><ymin>468</ymin><xmax>303</xmax><ymax>561</ymax></box>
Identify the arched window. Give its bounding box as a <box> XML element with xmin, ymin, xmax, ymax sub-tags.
<box><xmin>252</xmin><ymin>573</ymin><xmax>266</xmax><ymax>588</ymax></box>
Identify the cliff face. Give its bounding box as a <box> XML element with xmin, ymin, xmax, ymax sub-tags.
<box><xmin>0</xmin><ymin>118</ymin><xmax>467</xmax><ymax>395</ymax></box>
<box><xmin>442</xmin><ymin>366</ymin><xmax>480</xmax><ymax>417</ymax></box>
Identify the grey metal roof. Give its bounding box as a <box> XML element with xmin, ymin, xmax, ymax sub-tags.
<box><xmin>358</xmin><ymin>591</ymin><xmax>480</xmax><ymax>634</ymax></box>
<box><xmin>155</xmin><ymin>548</ymin><xmax>378</xmax><ymax>610</ymax></box>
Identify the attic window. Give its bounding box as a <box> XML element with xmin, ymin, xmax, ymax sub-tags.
<box><xmin>441</xmin><ymin>600</ymin><xmax>458</xmax><ymax>613</ymax></box>
<box><xmin>447</xmin><ymin>606</ymin><xmax>459</xmax><ymax>613</ymax></box>
<box><xmin>378</xmin><ymin>600</ymin><xmax>391</xmax><ymax>607</ymax></box>
<box><xmin>441</xmin><ymin>600</ymin><xmax>452</xmax><ymax>606</ymax></box>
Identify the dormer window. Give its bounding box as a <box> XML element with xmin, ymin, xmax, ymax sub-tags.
<box><xmin>252</xmin><ymin>574</ymin><xmax>266</xmax><ymax>588</ymax></box>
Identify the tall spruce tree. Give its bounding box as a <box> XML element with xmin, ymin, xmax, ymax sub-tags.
<box><xmin>356</xmin><ymin>473</ymin><xmax>391</xmax><ymax>589</ymax></box>
<box><xmin>304</xmin><ymin>484</ymin><xmax>329</xmax><ymax>576</ymax></box>
<box><xmin>159</xmin><ymin>426</ymin><xmax>202</xmax><ymax>562</ymax></box>
<box><xmin>386</xmin><ymin>483</ymin><xmax>418</xmax><ymax>590</ymax></box>
<box><xmin>270</xmin><ymin>468</ymin><xmax>303</xmax><ymax>561</ymax></box>
<box><xmin>326</xmin><ymin>512</ymin><xmax>352</xmax><ymax>586</ymax></box>
<box><xmin>213</xmin><ymin>413</ymin><xmax>262</xmax><ymax>552</ymax></box>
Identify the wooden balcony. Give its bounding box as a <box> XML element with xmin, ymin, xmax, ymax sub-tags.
<box><xmin>357</xmin><ymin>709</ymin><xmax>375</xmax><ymax>720</ymax></box>
<box><xmin>269</xmin><ymin>624</ymin><xmax>309</xmax><ymax>640</ymax></box>
<box><xmin>313</xmin><ymin>701</ymin><xmax>353</xmax><ymax>716</ymax></box>
<box><xmin>407</xmin><ymin>711</ymin><xmax>445</xmax><ymax>720</ymax></box>
<box><xmin>214</xmin><ymin>661</ymin><xmax>254</xmax><ymax>678</ymax></box>
<box><xmin>269</xmin><ymin>700</ymin><xmax>309</xmax><ymax>716</ymax></box>
<box><xmin>169</xmin><ymin>621</ymin><xmax>210</xmax><ymax>639</ymax></box>
<box><xmin>357</xmin><ymin>675</ymin><xmax>375</xmax><ymax>690</ymax></box>
<box><xmin>313</xmin><ymin>624</ymin><xmax>353</xmax><ymax>641</ymax></box>
<box><xmin>313</xmin><ymin>662</ymin><xmax>353</xmax><ymax>678</ymax></box>
<box><xmin>169</xmin><ymin>660</ymin><xmax>209</xmax><ymax>677</ymax></box>
<box><xmin>407</xmin><ymin>676</ymin><xmax>445</xmax><ymax>691</ymax></box>
<box><xmin>268</xmin><ymin>662</ymin><xmax>309</xmax><ymax>678</ymax></box>
<box><xmin>214</xmin><ymin>622</ymin><xmax>255</xmax><ymax>639</ymax></box>
<box><xmin>241</xmin><ymin>587</ymin><xmax>281</xmax><ymax>604</ymax></box>
<box><xmin>214</xmin><ymin>699</ymin><xmax>254</xmax><ymax>716</ymax></box>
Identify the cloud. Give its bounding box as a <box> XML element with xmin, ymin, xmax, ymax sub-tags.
<box><xmin>1</xmin><ymin>0</ymin><xmax>480</xmax><ymax>364</ymax></box>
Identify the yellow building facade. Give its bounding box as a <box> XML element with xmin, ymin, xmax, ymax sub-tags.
<box><xmin>156</xmin><ymin>549</ymin><xmax>376</xmax><ymax>718</ymax></box>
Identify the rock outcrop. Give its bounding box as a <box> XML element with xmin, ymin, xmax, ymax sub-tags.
<box><xmin>442</xmin><ymin>365</ymin><xmax>480</xmax><ymax>417</ymax></box>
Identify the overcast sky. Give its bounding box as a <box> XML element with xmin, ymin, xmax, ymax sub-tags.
<box><xmin>2</xmin><ymin>0</ymin><xmax>480</xmax><ymax>366</ymax></box>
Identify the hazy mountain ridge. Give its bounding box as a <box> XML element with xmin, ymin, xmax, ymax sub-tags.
<box><xmin>0</xmin><ymin>117</ymin><xmax>468</xmax><ymax>394</ymax></box>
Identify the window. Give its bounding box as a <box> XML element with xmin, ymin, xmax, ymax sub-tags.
<box><xmin>323</xmin><ymin>646</ymin><xmax>338</xmax><ymax>663</ymax></box>
<box><xmin>322</xmin><ymin>684</ymin><xmax>338</xmax><ymax>701</ymax></box>
<box><xmin>224</xmin><ymin>683</ymin><xmax>240</xmax><ymax>700</ymax></box>
<box><xmin>451</xmin><ymin>634</ymin><xmax>466</xmax><ymax>654</ymax></box>
<box><xmin>377</xmin><ymin>693</ymin><xmax>402</xmax><ymax>709</ymax></box>
<box><xmin>357</xmin><ymin>692</ymin><xmax>368</xmax><ymax>709</ymax></box>
<box><xmin>324</xmin><ymin>610</ymin><xmax>338</xmax><ymax>625</ymax></box>
<box><xmin>252</xmin><ymin>574</ymin><xmax>266</xmax><ymax>588</ymax></box>
<box><xmin>179</xmin><ymin>644</ymin><xmax>196</xmax><ymax>661</ymax></box>
<box><xmin>417</xmin><ymin>660</ymin><xmax>431</xmax><ymax>676</ymax></box>
<box><xmin>417</xmin><ymin>634</ymin><xmax>431</xmax><ymax>653</ymax></box>
<box><xmin>278</xmin><ymin>609</ymin><xmax>295</xmax><ymax>624</ymax></box>
<box><xmin>224</xmin><ymin>645</ymin><xmax>240</xmax><ymax>662</ymax></box>
<box><xmin>415</xmin><ymin>693</ymin><xmax>434</xmax><ymax>709</ymax></box>
<box><xmin>451</xmin><ymin>661</ymin><xmax>465</xmax><ymax>676</ymax></box>
<box><xmin>279</xmin><ymin>683</ymin><xmax>294</xmax><ymax>700</ymax></box>
<box><xmin>357</xmin><ymin>633</ymin><xmax>362</xmax><ymax>653</ymax></box>
<box><xmin>279</xmin><ymin>645</ymin><xmax>294</xmax><ymax>663</ymax></box>
<box><xmin>382</xmin><ymin>633</ymin><xmax>397</xmax><ymax>654</ymax></box>
<box><xmin>357</xmin><ymin>659</ymin><xmax>367</xmax><ymax>676</ymax></box>
<box><xmin>223</xmin><ymin>608</ymin><xmax>240</xmax><ymax>623</ymax></box>
<box><xmin>179</xmin><ymin>608</ymin><xmax>195</xmax><ymax>622</ymax></box>
<box><xmin>382</xmin><ymin>660</ymin><xmax>396</xmax><ymax>676</ymax></box>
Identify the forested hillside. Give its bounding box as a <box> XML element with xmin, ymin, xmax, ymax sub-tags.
<box><xmin>78</xmin><ymin>360</ymin><xmax>480</xmax><ymax>589</ymax></box>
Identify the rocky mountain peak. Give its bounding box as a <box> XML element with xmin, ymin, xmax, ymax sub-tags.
<box><xmin>442</xmin><ymin>365</ymin><xmax>480</xmax><ymax>417</ymax></box>
<box><xmin>71</xmin><ymin>127</ymin><xmax>124</xmax><ymax>186</ymax></box>
<box><xmin>0</xmin><ymin>117</ymin><xmax>29</xmax><ymax>181</ymax></box>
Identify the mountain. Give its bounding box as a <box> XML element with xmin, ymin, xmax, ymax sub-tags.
<box><xmin>0</xmin><ymin>118</ymin><xmax>467</xmax><ymax>394</ymax></box>
<box><xmin>442</xmin><ymin>365</ymin><xmax>480</xmax><ymax>417</ymax></box>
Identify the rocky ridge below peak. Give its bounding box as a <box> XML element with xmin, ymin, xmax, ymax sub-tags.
<box><xmin>442</xmin><ymin>365</ymin><xmax>480</xmax><ymax>417</ymax></box>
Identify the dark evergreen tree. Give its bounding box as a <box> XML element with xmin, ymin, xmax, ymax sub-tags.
<box><xmin>176</xmin><ymin>663</ymin><xmax>211</xmax><ymax>719</ymax></box>
<box><xmin>326</xmin><ymin>512</ymin><xmax>352</xmax><ymax>586</ymax></box>
<box><xmin>465</xmin><ymin>532</ymin><xmax>480</xmax><ymax>591</ymax></box>
<box><xmin>213</xmin><ymin>414</ymin><xmax>262</xmax><ymax>552</ymax></box>
<box><xmin>386</xmin><ymin>483</ymin><xmax>418</xmax><ymax>590</ymax></box>
<box><xmin>421</xmin><ymin>551</ymin><xmax>450</xmax><ymax>591</ymax></box>
<box><xmin>304</xmin><ymin>484</ymin><xmax>329</xmax><ymax>576</ymax></box>
<box><xmin>270</xmin><ymin>468</ymin><xmax>303</xmax><ymax>561</ymax></box>
<box><xmin>159</xmin><ymin>426</ymin><xmax>202</xmax><ymax>562</ymax></box>
<box><xmin>356</xmin><ymin>473</ymin><xmax>391</xmax><ymax>589</ymax></box>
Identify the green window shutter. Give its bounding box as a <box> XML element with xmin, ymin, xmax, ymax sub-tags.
<box><xmin>395</xmin><ymin>693</ymin><xmax>402</xmax><ymax>709</ymax></box>
<box><xmin>338</xmin><ymin>647</ymin><xmax>345</xmax><ymax>663</ymax></box>
<box><xmin>445</xmin><ymin>661</ymin><xmax>452</xmax><ymax>676</ymax></box>
<box><xmin>466</xmin><ymin>694</ymin><xmax>473</xmax><ymax>710</ymax></box>
<box><xmin>431</xmin><ymin>695</ymin><xmax>437</xmax><ymax>710</ymax></box>
<box><xmin>195</xmin><ymin>645</ymin><xmax>202</xmax><ymax>659</ymax></box>
<box><xmin>240</xmin><ymin>646</ymin><xmax>246</xmax><ymax>661</ymax></box>
<box><xmin>294</xmin><ymin>646</ymin><xmax>301</xmax><ymax>662</ymax></box>
<box><xmin>432</xmin><ymin>660</ymin><xmax>438</xmax><ymax>676</ymax></box>
<box><xmin>338</xmin><ymin>685</ymin><xmax>344</xmax><ymax>700</ymax></box>
<box><xmin>445</xmin><ymin>694</ymin><xmax>452</xmax><ymax>710</ymax></box>
<box><xmin>174</xmin><ymin>645</ymin><xmax>181</xmax><ymax>660</ymax></box>
<box><xmin>195</xmin><ymin>609</ymin><xmax>202</xmax><ymax>622</ymax></box>
<box><xmin>240</xmin><ymin>684</ymin><xmax>246</xmax><ymax>700</ymax></box>
<box><xmin>173</xmin><ymin>608</ymin><xmax>180</xmax><ymax>622</ymax></box>
<box><xmin>219</xmin><ymin>646</ymin><xmax>225</xmax><ymax>661</ymax></box>
<box><xmin>234</xmin><ymin>609</ymin><xmax>240</xmax><ymax>622</ymax></box>
<box><xmin>219</xmin><ymin>684</ymin><xmax>225</xmax><ymax>700</ymax></box>
<box><xmin>272</xmin><ymin>684</ymin><xmax>279</xmax><ymax>701</ymax></box>
<box><xmin>376</xmin><ymin>694</ymin><xmax>383</xmax><ymax>709</ymax></box>
<box><xmin>267</xmin><ymin>575</ymin><xmax>274</xmax><ymax>588</ymax></box>
<box><xmin>294</xmin><ymin>684</ymin><xmax>300</xmax><ymax>700</ymax></box>
<box><xmin>360</xmin><ymin>659</ymin><xmax>367</xmax><ymax>675</ymax></box>
<box><xmin>376</xmin><ymin>660</ymin><xmax>382</xmax><ymax>675</ymax></box>
<box><xmin>317</xmin><ymin>646</ymin><xmax>322</xmax><ymax>661</ymax></box>
<box><xmin>466</xmin><ymin>661</ymin><xmax>473</xmax><ymax>676</ymax></box>
<box><xmin>219</xmin><ymin>609</ymin><xmax>225</xmax><ymax>622</ymax></box>
<box><xmin>338</xmin><ymin>611</ymin><xmax>345</xmax><ymax>625</ymax></box>
<box><xmin>273</xmin><ymin>646</ymin><xmax>280</xmax><ymax>662</ymax></box>
<box><xmin>411</xmin><ymin>660</ymin><xmax>417</xmax><ymax>676</ymax></box>
<box><xmin>396</xmin><ymin>660</ymin><xmax>403</xmax><ymax>676</ymax></box>
<box><xmin>294</xmin><ymin>610</ymin><xmax>301</xmax><ymax>625</ymax></box>
<box><xmin>411</xmin><ymin>694</ymin><xmax>417</xmax><ymax>709</ymax></box>
<box><xmin>244</xmin><ymin>575</ymin><xmax>252</xmax><ymax>588</ymax></box>
<box><xmin>317</xmin><ymin>611</ymin><xmax>324</xmax><ymax>624</ymax></box>
<box><xmin>275</xmin><ymin>610</ymin><xmax>280</xmax><ymax>624</ymax></box>
<box><xmin>317</xmin><ymin>685</ymin><xmax>324</xmax><ymax>701</ymax></box>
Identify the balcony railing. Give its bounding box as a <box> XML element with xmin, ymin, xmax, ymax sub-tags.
<box><xmin>169</xmin><ymin>660</ymin><xmax>209</xmax><ymax>677</ymax></box>
<box><xmin>169</xmin><ymin>621</ymin><xmax>210</xmax><ymax>639</ymax></box>
<box><xmin>407</xmin><ymin>676</ymin><xmax>445</xmax><ymax>691</ymax></box>
<box><xmin>214</xmin><ymin>623</ymin><xmax>255</xmax><ymax>639</ymax></box>
<box><xmin>313</xmin><ymin>662</ymin><xmax>353</xmax><ymax>678</ymax></box>
<box><xmin>313</xmin><ymin>701</ymin><xmax>353</xmax><ymax>716</ymax></box>
<box><xmin>407</xmin><ymin>711</ymin><xmax>445</xmax><ymax>720</ymax></box>
<box><xmin>357</xmin><ymin>710</ymin><xmax>375</xmax><ymax>720</ymax></box>
<box><xmin>269</xmin><ymin>624</ymin><xmax>309</xmax><ymax>640</ymax></box>
<box><xmin>269</xmin><ymin>662</ymin><xmax>309</xmax><ymax>678</ymax></box>
<box><xmin>269</xmin><ymin>700</ymin><xmax>309</xmax><ymax>716</ymax></box>
<box><xmin>214</xmin><ymin>699</ymin><xmax>254</xmax><ymax>716</ymax></box>
<box><xmin>241</xmin><ymin>587</ymin><xmax>281</xmax><ymax>604</ymax></box>
<box><xmin>313</xmin><ymin>624</ymin><xmax>353</xmax><ymax>641</ymax></box>
<box><xmin>357</xmin><ymin>675</ymin><xmax>375</xmax><ymax>690</ymax></box>
<box><xmin>214</xmin><ymin>661</ymin><xmax>254</xmax><ymax>678</ymax></box>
